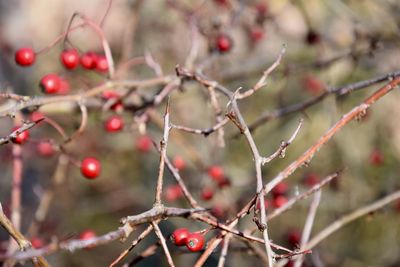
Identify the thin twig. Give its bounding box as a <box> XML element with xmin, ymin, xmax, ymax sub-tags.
<box><xmin>152</xmin><ymin>222</ymin><xmax>175</xmax><ymax>267</ymax></box>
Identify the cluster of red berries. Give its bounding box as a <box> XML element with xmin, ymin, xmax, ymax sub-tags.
<box><xmin>171</xmin><ymin>228</ymin><xmax>204</xmax><ymax>252</ymax></box>
<box><xmin>14</xmin><ymin>47</ymin><xmax>108</xmax><ymax>95</ymax></box>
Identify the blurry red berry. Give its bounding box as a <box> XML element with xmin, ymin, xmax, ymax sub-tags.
<box><xmin>208</xmin><ymin>165</ymin><xmax>224</xmax><ymax>182</ymax></box>
<box><xmin>287</xmin><ymin>229</ymin><xmax>301</xmax><ymax>247</ymax></box>
<box><xmin>285</xmin><ymin>261</ymin><xmax>294</xmax><ymax>267</ymax></box>
<box><xmin>40</xmin><ymin>74</ymin><xmax>61</xmax><ymax>94</ymax></box>
<box><xmin>250</xmin><ymin>27</ymin><xmax>264</xmax><ymax>42</ymax></box>
<box><xmin>31</xmin><ymin>237</ymin><xmax>44</xmax><ymax>249</ymax></box>
<box><xmin>369</xmin><ymin>149</ymin><xmax>384</xmax><ymax>166</ymax></box>
<box><xmin>216</xmin><ymin>35</ymin><xmax>232</xmax><ymax>53</ymax></box>
<box><xmin>37</xmin><ymin>141</ymin><xmax>54</xmax><ymax>157</ymax></box>
<box><xmin>30</xmin><ymin>111</ymin><xmax>45</xmax><ymax>122</ymax></box>
<box><xmin>273</xmin><ymin>195</ymin><xmax>288</xmax><ymax>208</ymax></box>
<box><xmin>102</xmin><ymin>90</ymin><xmax>120</xmax><ymax>100</ymax></box>
<box><xmin>58</xmin><ymin>77</ymin><xmax>70</xmax><ymax>95</ymax></box>
<box><xmin>79</xmin><ymin>229</ymin><xmax>96</xmax><ymax>240</ymax></box>
<box><xmin>15</xmin><ymin>47</ymin><xmax>36</xmax><ymax>66</ymax></box>
<box><xmin>171</xmin><ymin>228</ymin><xmax>190</xmax><ymax>246</ymax></box>
<box><xmin>186</xmin><ymin>233</ymin><xmax>204</xmax><ymax>252</ymax></box>
<box><xmin>254</xmin><ymin>2</ymin><xmax>268</xmax><ymax>16</ymax></box>
<box><xmin>303</xmin><ymin>173</ymin><xmax>320</xmax><ymax>188</ymax></box>
<box><xmin>303</xmin><ymin>75</ymin><xmax>324</xmax><ymax>95</ymax></box>
<box><xmin>81</xmin><ymin>157</ymin><xmax>101</xmax><ymax>179</ymax></box>
<box><xmin>211</xmin><ymin>205</ymin><xmax>225</xmax><ymax>218</ymax></box>
<box><xmin>104</xmin><ymin>115</ymin><xmax>124</xmax><ymax>133</ymax></box>
<box><xmin>136</xmin><ymin>135</ymin><xmax>152</xmax><ymax>153</ymax></box>
<box><xmin>173</xmin><ymin>155</ymin><xmax>186</xmax><ymax>171</ymax></box>
<box><xmin>60</xmin><ymin>49</ymin><xmax>79</xmax><ymax>70</ymax></box>
<box><xmin>272</xmin><ymin>182</ymin><xmax>288</xmax><ymax>197</ymax></box>
<box><xmin>217</xmin><ymin>176</ymin><xmax>231</xmax><ymax>188</ymax></box>
<box><xmin>11</xmin><ymin>126</ymin><xmax>29</xmax><ymax>145</ymax></box>
<box><xmin>96</xmin><ymin>55</ymin><xmax>108</xmax><ymax>72</ymax></box>
<box><xmin>214</xmin><ymin>0</ymin><xmax>229</xmax><ymax>6</ymax></box>
<box><xmin>201</xmin><ymin>187</ymin><xmax>214</xmax><ymax>201</ymax></box>
<box><xmin>80</xmin><ymin>52</ymin><xmax>98</xmax><ymax>69</ymax></box>
<box><xmin>164</xmin><ymin>184</ymin><xmax>184</xmax><ymax>202</ymax></box>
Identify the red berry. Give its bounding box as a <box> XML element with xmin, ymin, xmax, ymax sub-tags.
<box><xmin>15</xmin><ymin>47</ymin><xmax>36</xmax><ymax>66</ymax></box>
<box><xmin>171</xmin><ymin>228</ymin><xmax>190</xmax><ymax>246</ymax></box>
<box><xmin>186</xmin><ymin>233</ymin><xmax>204</xmax><ymax>252</ymax></box>
<box><xmin>58</xmin><ymin>77</ymin><xmax>70</xmax><ymax>95</ymax></box>
<box><xmin>369</xmin><ymin>149</ymin><xmax>384</xmax><ymax>166</ymax></box>
<box><xmin>287</xmin><ymin>229</ymin><xmax>301</xmax><ymax>247</ymax></box>
<box><xmin>104</xmin><ymin>115</ymin><xmax>124</xmax><ymax>132</ymax></box>
<box><xmin>272</xmin><ymin>182</ymin><xmax>288</xmax><ymax>197</ymax></box>
<box><xmin>96</xmin><ymin>55</ymin><xmax>108</xmax><ymax>72</ymax></box>
<box><xmin>211</xmin><ymin>205</ymin><xmax>225</xmax><ymax>218</ymax></box>
<box><xmin>303</xmin><ymin>173</ymin><xmax>320</xmax><ymax>188</ymax></box>
<box><xmin>273</xmin><ymin>195</ymin><xmax>288</xmax><ymax>208</ymax></box>
<box><xmin>80</xmin><ymin>157</ymin><xmax>101</xmax><ymax>179</ymax></box>
<box><xmin>60</xmin><ymin>49</ymin><xmax>79</xmax><ymax>70</ymax></box>
<box><xmin>216</xmin><ymin>35</ymin><xmax>232</xmax><ymax>53</ymax></box>
<box><xmin>164</xmin><ymin>184</ymin><xmax>184</xmax><ymax>202</ymax></box>
<box><xmin>79</xmin><ymin>229</ymin><xmax>96</xmax><ymax>240</ymax></box>
<box><xmin>217</xmin><ymin>176</ymin><xmax>231</xmax><ymax>188</ymax></box>
<box><xmin>207</xmin><ymin>165</ymin><xmax>224</xmax><ymax>182</ymax></box>
<box><xmin>102</xmin><ymin>90</ymin><xmax>120</xmax><ymax>100</ymax></box>
<box><xmin>40</xmin><ymin>74</ymin><xmax>61</xmax><ymax>94</ymax></box>
<box><xmin>31</xmin><ymin>237</ymin><xmax>44</xmax><ymax>249</ymax></box>
<box><xmin>173</xmin><ymin>155</ymin><xmax>186</xmax><ymax>171</ymax></box>
<box><xmin>11</xmin><ymin>126</ymin><xmax>29</xmax><ymax>145</ymax></box>
<box><xmin>250</xmin><ymin>27</ymin><xmax>264</xmax><ymax>42</ymax></box>
<box><xmin>136</xmin><ymin>135</ymin><xmax>152</xmax><ymax>153</ymax></box>
<box><xmin>80</xmin><ymin>52</ymin><xmax>98</xmax><ymax>69</ymax></box>
<box><xmin>37</xmin><ymin>141</ymin><xmax>54</xmax><ymax>157</ymax></box>
<box><xmin>303</xmin><ymin>75</ymin><xmax>324</xmax><ymax>95</ymax></box>
<box><xmin>201</xmin><ymin>187</ymin><xmax>214</xmax><ymax>201</ymax></box>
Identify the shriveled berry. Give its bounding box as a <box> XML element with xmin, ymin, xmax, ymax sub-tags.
<box><xmin>11</xmin><ymin>126</ymin><xmax>29</xmax><ymax>145</ymax></box>
<box><xmin>171</xmin><ymin>228</ymin><xmax>190</xmax><ymax>246</ymax></box>
<box><xmin>37</xmin><ymin>141</ymin><xmax>54</xmax><ymax>157</ymax></box>
<box><xmin>60</xmin><ymin>49</ymin><xmax>79</xmax><ymax>70</ymax></box>
<box><xmin>80</xmin><ymin>52</ymin><xmax>98</xmax><ymax>69</ymax></box>
<box><xmin>104</xmin><ymin>115</ymin><xmax>124</xmax><ymax>132</ymax></box>
<box><xmin>15</xmin><ymin>47</ymin><xmax>36</xmax><ymax>66</ymax></box>
<box><xmin>186</xmin><ymin>233</ymin><xmax>204</xmax><ymax>252</ymax></box>
<box><xmin>217</xmin><ymin>176</ymin><xmax>231</xmax><ymax>188</ymax></box>
<box><xmin>81</xmin><ymin>157</ymin><xmax>101</xmax><ymax>179</ymax></box>
<box><xmin>40</xmin><ymin>74</ymin><xmax>61</xmax><ymax>94</ymax></box>
<box><xmin>136</xmin><ymin>135</ymin><xmax>152</xmax><ymax>153</ymax></box>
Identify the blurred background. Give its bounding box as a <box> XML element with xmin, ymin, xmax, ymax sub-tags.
<box><xmin>0</xmin><ymin>0</ymin><xmax>400</xmax><ymax>266</ymax></box>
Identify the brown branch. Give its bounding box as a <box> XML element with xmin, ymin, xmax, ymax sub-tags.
<box><xmin>263</xmin><ymin>77</ymin><xmax>400</xmax><ymax>196</ymax></box>
<box><xmin>152</xmin><ymin>222</ymin><xmax>175</xmax><ymax>267</ymax></box>
<box><xmin>305</xmin><ymin>190</ymin><xmax>400</xmax><ymax>250</ymax></box>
